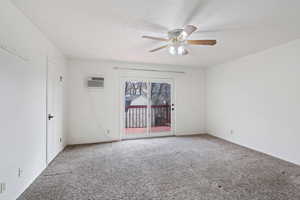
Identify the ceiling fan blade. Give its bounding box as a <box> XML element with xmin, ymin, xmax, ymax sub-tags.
<box><xmin>149</xmin><ymin>45</ymin><xmax>168</xmax><ymax>52</ymax></box>
<box><xmin>142</xmin><ymin>35</ymin><xmax>168</xmax><ymax>41</ymax></box>
<box><xmin>183</xmin><ymin>25</ymin><xmax>198</xmax><ymax>36</ymax></box>
<box><xmin>187</xmin><ymin>40</ymin><xmax>217</xmax><ymax>46</ymax></box>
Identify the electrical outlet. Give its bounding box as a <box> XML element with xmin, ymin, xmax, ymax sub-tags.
<box><xmin>59</xmin><ymin>137</ymin><xmax>62</xmax><ymax>143</ymax></box>
<box><xmin>18</xmin><ymin>168</ymin><xmax>23</xmax><ymax>178</ymax></box>
<box><xmin>230</xmin><ymin>130</ymin><xmax>234</xmax><ymax>135</ymax></box>
<box><xmin>0</xmin><ymin>183</ymin><xmax>6</xmax><ymax>194</ymax></box>
<box><xmin>106</xmin><ymin>129</ymin><xmax>110</xmax><ymax>135</ymax></box>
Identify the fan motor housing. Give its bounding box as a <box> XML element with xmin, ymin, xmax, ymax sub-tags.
<box><xmin>168</xmin><ymin>29</ymin><xmax>183</xmax><ymax>39</ymax></box>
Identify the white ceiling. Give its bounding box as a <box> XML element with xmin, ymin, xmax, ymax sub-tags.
<box><xmin>11</xmin><ymin>0</ymin><xmax>300</xmax><ymax>67</ymax></box>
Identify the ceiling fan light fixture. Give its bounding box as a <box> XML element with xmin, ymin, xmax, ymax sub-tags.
<box><xmin>169</xmin><ymin>45</ymin><xmax>176</xmax><ymax>55</ymax></box>
<box><xmin>142</xmin><ymin>24</ymin><xmax>216</xmax><ymax>54</ymax></box>
<box><xmin>169</xmin><ymin>45</ymin><xmax>188</xmax><ymax>56</ymax></box>
<box><xmin>178</xmin><ymin>46</ymin><xmax>186</xmax><ymax>55</ymax></box>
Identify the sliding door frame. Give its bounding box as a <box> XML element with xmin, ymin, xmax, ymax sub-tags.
<box><xmin>120</xmin><ymin>77</ymin><xmax>175</xmax><ymax>140</ymax></box>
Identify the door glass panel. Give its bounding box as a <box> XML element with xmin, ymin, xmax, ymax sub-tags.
<box><xmin>150</xmin><ymin>82</ymin><xmax>171</xmax><ymax>133</ymax></box>
<box><xmin>124</xmin><ymin>81</ymin><xmax>148</xmax><ymax>136</ymax></box>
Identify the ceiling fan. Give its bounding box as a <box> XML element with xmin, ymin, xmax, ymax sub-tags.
<box><xmin>142</xmin><ymin>25</ymin><xmax>217</xmax><ymax>56</ymax></box>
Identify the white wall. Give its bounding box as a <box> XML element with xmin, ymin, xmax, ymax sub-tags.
<box><xmin>67</xmin><ymin>59</ymin><xmax>205</xmax><ymax>145</ymax></box>
<box><xmin>206</xmin><ymin>39</ymin><xmax>300</xmax><ymax>165</ymax></box>
<box><xmin>0</xmin><ymin>1</ymin><xmax>66</xmax><ymax>199</ymax></box>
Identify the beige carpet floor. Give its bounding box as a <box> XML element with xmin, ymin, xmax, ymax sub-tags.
<box><xmin>18</xmin><ymin>135</ymin><xmax>300</xmax><ymax>200</ymax></box>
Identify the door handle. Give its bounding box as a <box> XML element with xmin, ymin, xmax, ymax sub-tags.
<box><xmin>48</xmin><ymin>114</ymin><xmax>54</xmax><ymax>120</ymax></box>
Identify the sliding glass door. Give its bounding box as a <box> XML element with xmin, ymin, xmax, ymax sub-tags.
<box><xmin>121</xmin><ymin>78</ymin><xmax>174</xmax><ymax>139</ymax></box>
<box><xmin>150</xmin><ymin>82</ymin><xmax>172</xmax><ymax>135</ymax></box>
<box><xmin>124</xmin><ymin>80</ymin><xmax>149</xmax><ymax>138</ymax></box>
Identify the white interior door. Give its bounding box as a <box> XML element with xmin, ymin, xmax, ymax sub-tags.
<box><xmin>47</xmin><ymin>61</ymin><xmax>64</xmax><ymax>164</ymax></box>
<box><xmin>121</xmin><ymin>78</ymin><xmax>174</xmax><ymax>139</ymax></box>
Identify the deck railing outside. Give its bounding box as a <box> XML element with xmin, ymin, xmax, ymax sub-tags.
<box><xmin>125</xmin><ymin>105</ymin><xmax>171</xmax><ymax>128</ymax></box>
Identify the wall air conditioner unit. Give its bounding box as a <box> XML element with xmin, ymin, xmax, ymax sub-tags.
<box><xmin>87</xmin><ymin>76</ymin><xmax>104</xmax><ymax>89</ymax></box>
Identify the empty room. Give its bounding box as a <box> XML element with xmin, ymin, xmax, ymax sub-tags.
<box><xmin>1</xmin><ymin>0</ymin><xmax>300</xmax><ymax>199</ymax></box>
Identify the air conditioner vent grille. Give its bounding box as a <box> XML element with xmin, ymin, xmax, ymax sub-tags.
<box><xmin>87</xmin><ymin>76</ymin><xmax>104</xmax><ymax>88</ymax></box>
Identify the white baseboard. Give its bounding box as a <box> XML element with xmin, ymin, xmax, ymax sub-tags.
<box><xmin>175</xmin><ymin>131</ymin><xmax>207</xmax><ymax>136</ymax></box>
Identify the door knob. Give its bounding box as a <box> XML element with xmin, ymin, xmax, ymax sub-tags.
<box><xmin>48</xmin><ymin>114</ymin><xmax>54</xmax><ymax>120</ymax></box>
